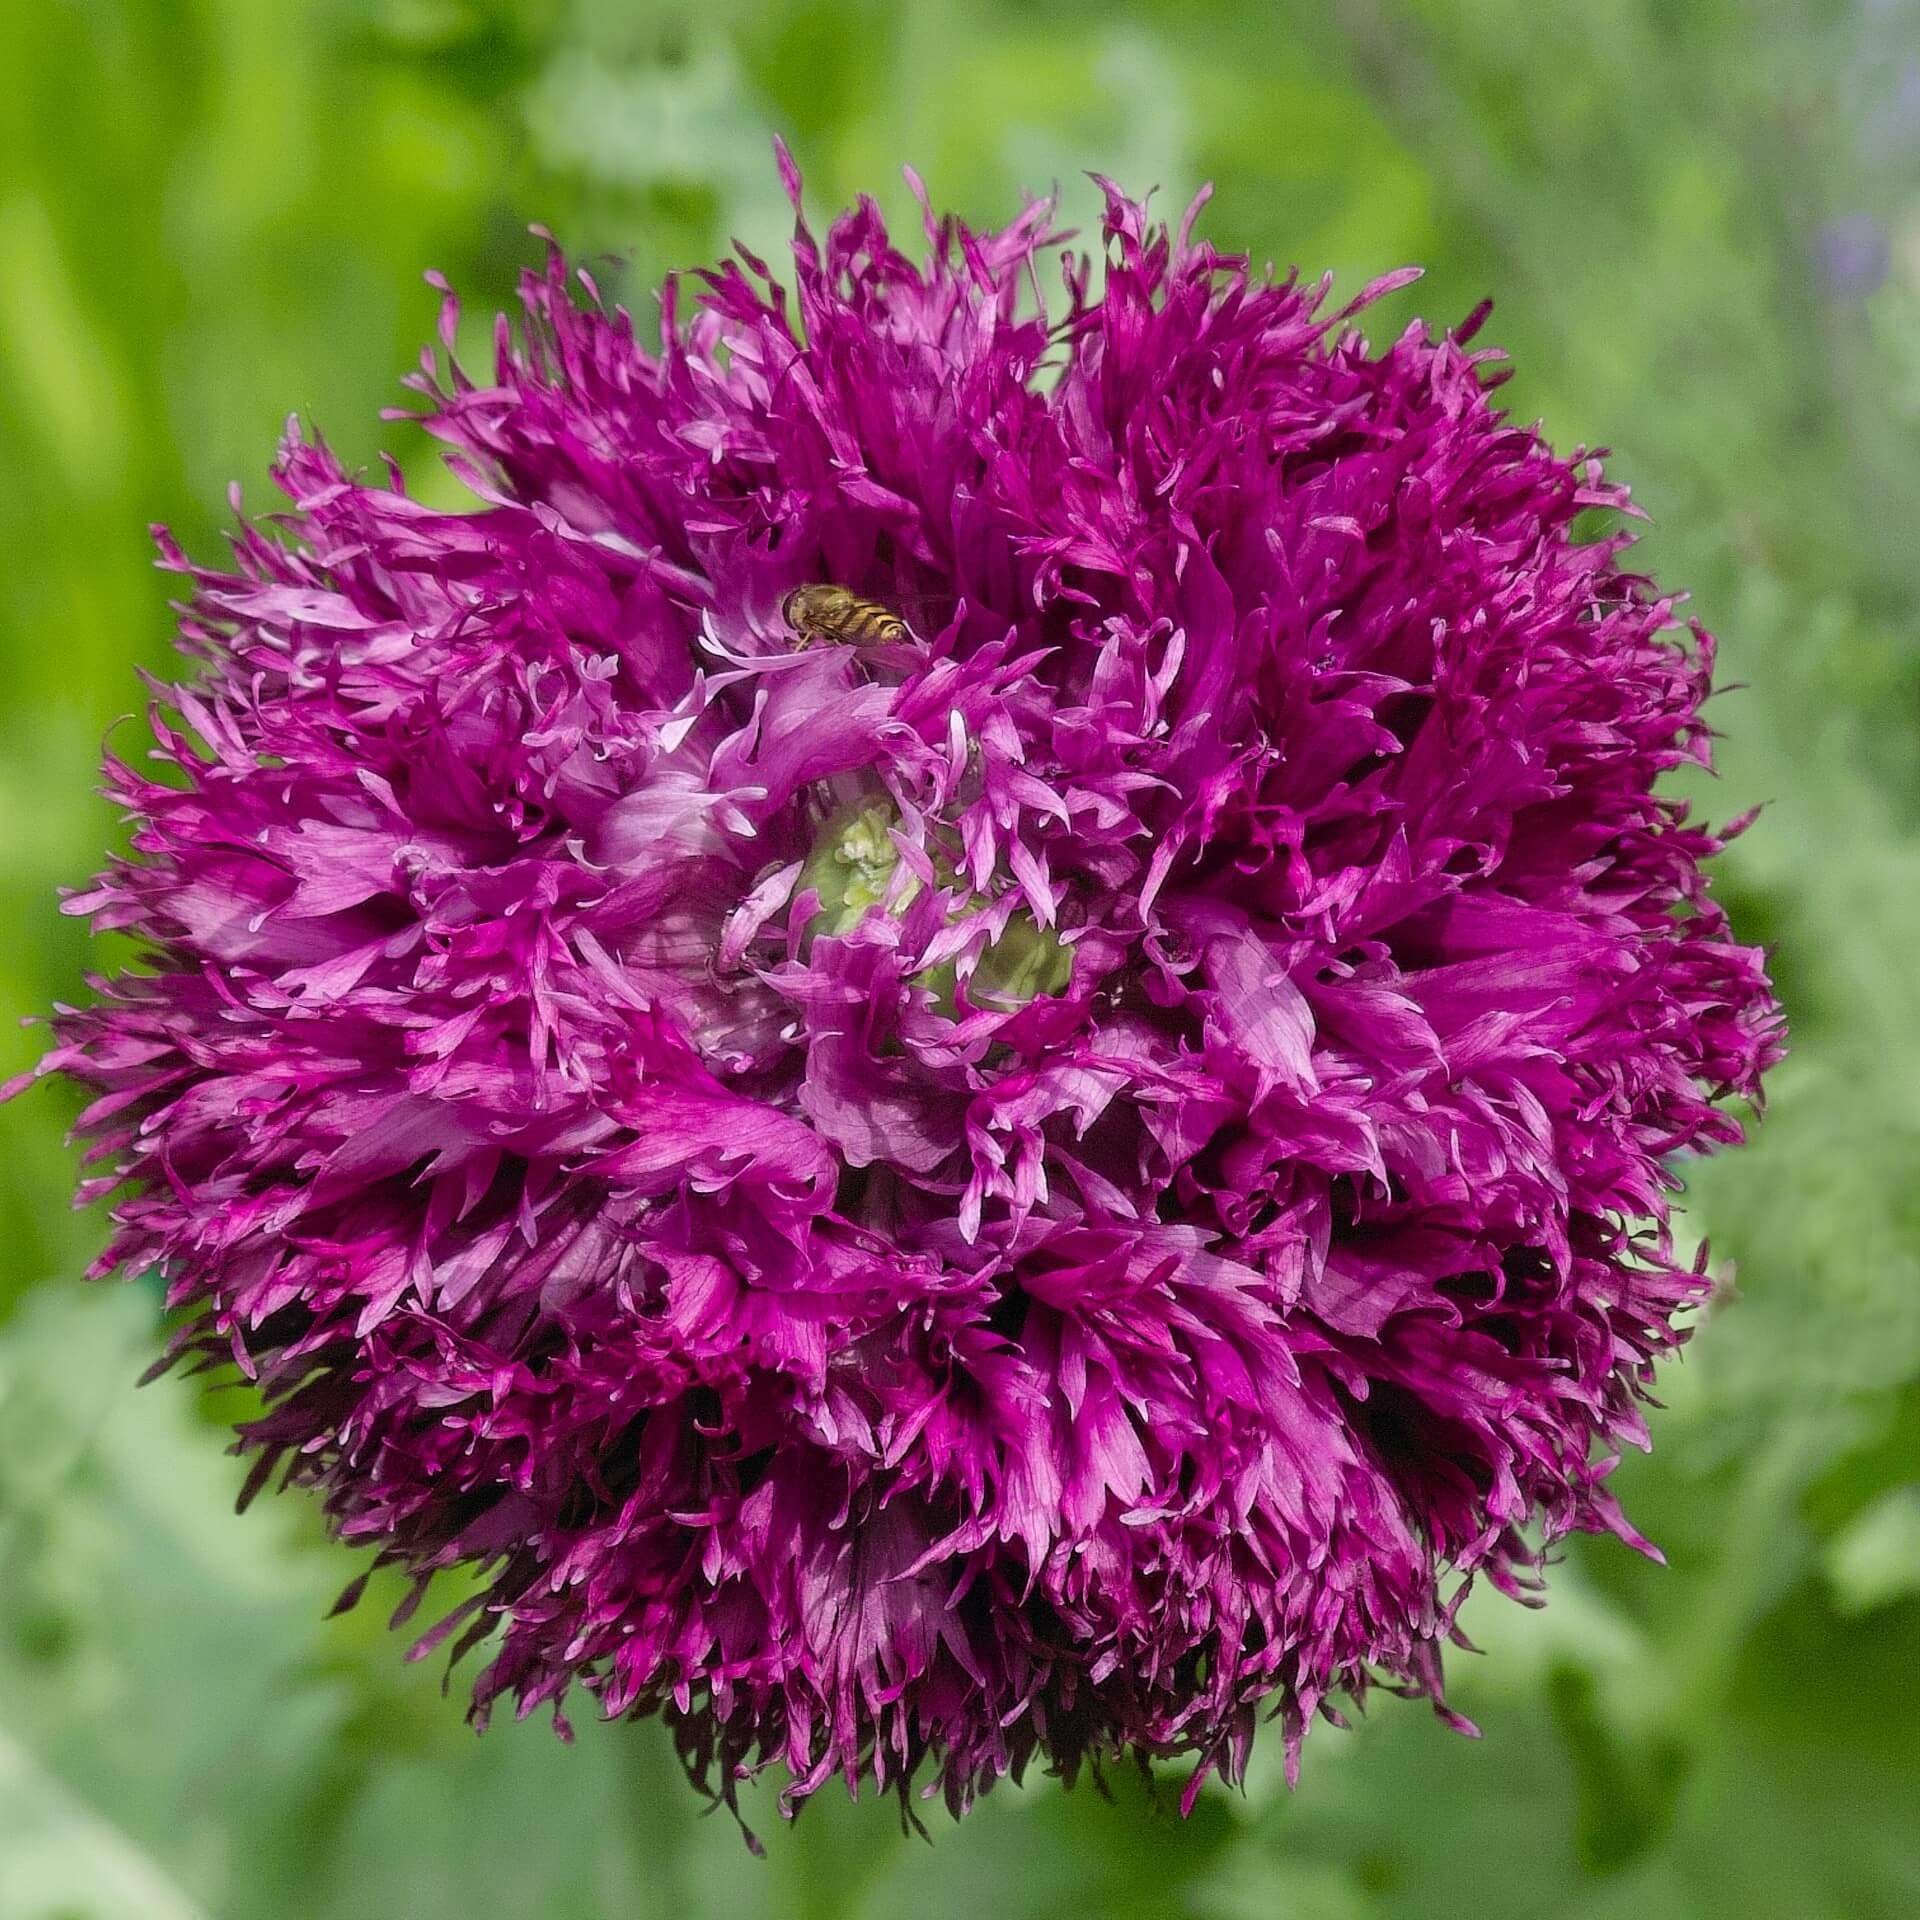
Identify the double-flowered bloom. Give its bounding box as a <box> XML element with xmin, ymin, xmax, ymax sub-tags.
<box><xmin>15</xmin><ymin>154</ymin><xmax>1782</xmax><ymax>1822</ymax></box>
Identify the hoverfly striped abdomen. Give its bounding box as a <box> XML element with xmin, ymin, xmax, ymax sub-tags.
<box><xmin>781</xmin><ymin>584</ymin><xmax>911</xmax><ymax>650</ymax></box>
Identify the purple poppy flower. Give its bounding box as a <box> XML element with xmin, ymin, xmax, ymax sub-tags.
<box><xmin>9</xmin><ymin>151</ymin><xmax>1782</xmax><ymax>1829</ymax></box>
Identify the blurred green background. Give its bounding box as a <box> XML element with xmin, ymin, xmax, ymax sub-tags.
<box><xmin>3</xmin><ymin>1</ymin><xmax>1919</xmax><ymax>1914</ymax></box>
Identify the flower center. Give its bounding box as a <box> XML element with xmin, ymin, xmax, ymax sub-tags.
<box><xmin>799</xmin><ymin>801</ymin><xmax>920</xmax><ymax>934</ymax></box>
<box><xmin>797</xmin><ymin>800</ymin><xmax>1071</xmax><ymax>1007</ymax></box>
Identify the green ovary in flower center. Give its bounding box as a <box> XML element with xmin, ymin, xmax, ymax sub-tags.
<box><xmin>800</xmin><ymin>799</ymin><xmax>1071</xmax><ymax>1008</ymax></box>
<box><xmin>800</xmin><ymin>801</ymin><xmax>921</xmax><ymax>934</ymax></box>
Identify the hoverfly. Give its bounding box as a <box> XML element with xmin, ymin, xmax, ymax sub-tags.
<box><xmin>780</xmin><ymin>583</ymin><xmax>915</xmax><ymax>651</ymax></box>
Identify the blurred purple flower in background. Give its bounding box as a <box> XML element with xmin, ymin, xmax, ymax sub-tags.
<box><xmin>9</xmin><ymin>154</ymin><xmax>1782</xmax><ymax>1828</ymax></box>
<box><xmin>1815</xmin><ymin>211</ymin><xmax>1892</xmax><ymax>296</ymax></box>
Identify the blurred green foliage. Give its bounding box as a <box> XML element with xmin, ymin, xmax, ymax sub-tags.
<box><xmin>3</xmin><ymin>1</ymin><xmax>1919</xmax><ymax>1914</ymax></box>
